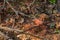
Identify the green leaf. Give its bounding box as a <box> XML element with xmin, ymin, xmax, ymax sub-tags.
<box><xmin>50</xmin><ymin>22</ymin><xmax>55</xmax><ymax>28</ymax></box>
<box><xmin>49</xmin><ymin>0</ymin><xmax>56</xmax><ymax>4</ymax></box>
<box><xmin>54</xmin><ymin>29</ymin><xmax>60</xmax><ymax>34</ymax></box>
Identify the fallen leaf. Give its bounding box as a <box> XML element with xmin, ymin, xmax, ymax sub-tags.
<box><xmin>33</xmin><ymin>19</ymin><xmax>43</xmax><ymax>26</ymax></box>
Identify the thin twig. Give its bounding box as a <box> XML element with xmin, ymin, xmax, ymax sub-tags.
<box><xmin>27</xmin><ymin>0</ymin><xmax>35</xmax><ymax>8</ymax></box>
<box><xmin>6</xmin><ymin>1</ymin><xmax>18</xmax><ymax>15</ymax></box>
<box><xmin>0</xmin><ymin>26</ymin><xmax>23</xmax><ymax>32</ymax></box>
<box><xmin>0</xmin><ymin>26</ymin><xmax>44</xmax><ymax>39</ymax></box>
<box><xmin>3</xmin><ymin>0</ymin><xmax>5</xmax><ymax>8</ymax></box>
<box><xmin>6</xmin><ymin>1</ymin><xmax>30</xmax><ymax>18</ymax></box>
<box><xmin>0</xmin><ymin>31</ymin><xmax>9</xmax><ymax>39</ymax></box>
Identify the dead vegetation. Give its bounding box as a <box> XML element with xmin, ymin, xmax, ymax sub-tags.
<box><xmin>0</xmin><ymin>0</ymin><xmax>60</xmax><ymax>40</ymax></box>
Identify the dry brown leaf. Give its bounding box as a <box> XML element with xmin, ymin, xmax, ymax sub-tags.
<box><xmin>33</xmin><ymin>19</ymin><xmax>43</xmax><ymax>26</ymax></box>
<box><xmin>52</xmin><ymin>35</ymin><xmax>57</xmax><ymax>40</ymax></box>
<box><xmin>56</xmin><ymin>22</ymin><xmax>60</xmax><ymax>29</ymax></box>
<box><xmin>23</xmin><ymin>23</ymin><xmax>31</xmax><ymax>30</ymax></box>
<box><xmin>39</xmin><ymin>13</ymin><xmax>48</xmax><ymax>21</ymax></box>
<box><xmin>39</xmin><ymin>30</ymin><xmax>47</xmax><ymax>36</ymax></box>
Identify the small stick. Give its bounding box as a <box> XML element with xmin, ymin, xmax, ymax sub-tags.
<box><xmin>0</xmin><ymin>31</ymin><xmax>9</xmax><ymax>39</ymax></box>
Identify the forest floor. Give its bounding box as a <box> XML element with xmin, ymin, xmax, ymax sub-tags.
<box><xmin>0</xmin><ymin>0</ymin><xmax>60</xmax><ymax>40</ymax></box>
